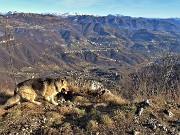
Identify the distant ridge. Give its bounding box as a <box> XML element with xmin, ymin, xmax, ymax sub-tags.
<box><xmin>1</xmin><ymin>11</ymin><xmax>180</xmax><ymax>19</ymax></box>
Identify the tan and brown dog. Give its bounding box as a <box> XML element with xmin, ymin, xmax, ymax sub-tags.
<box><xmin>4</xmin><ymin>77</ymin><xmax>69</xmax><ymax>108</ymax></box>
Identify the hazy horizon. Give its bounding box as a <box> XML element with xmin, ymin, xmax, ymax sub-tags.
<box><xmin>0</xmin><ymin>0</ymin><xmax>180</xmax><ymax>18</ymax></box>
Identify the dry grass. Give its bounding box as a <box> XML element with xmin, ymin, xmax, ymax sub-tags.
<box><xmin>71</xmin><ymin>107</ymin><xmax>86</xmax><ymax>118</ymax></box>
<box><xmin>61</xmin><ymin>122</ymin><xmax>71</xmax><ymax>130</ymax></box>
<box><xmin>57</xmin><ymin>105</ymin><xmax>71</xmax><ymax>115</ymax></box>
<box><xmin>45</xmin><ymin>111</ymin><xmax>64</xmax><ymax>126</ymax></box>
<box><xmin>45</xmin><ymin>111</ymin><xmax>63</xmax><ymax>119</ymax></box>
<box><xmin>150</xmin><ymin>94</ymin><xmax>166</xmax><ymax>110</ymax></box>
<box><xmin>99</xmin><ymin>91</ymin><xmax>128</xmax><ymax>105</ymax></box>
<box><xmin>68</xmin><ymin>82</ymin><xmax>79</xmax><ymax>93</ymax></box>
<box><xmin>100</xmin><ymin>114</ymin><xmax>113</xmax><ymax>127</ymax></box>
<box><xmin>59</xmin><ymin>122</ymin><xmax>73</xmax><ymax>134</ymax></box>
<box><xmin>146</xmin><ymin>93</ymin><xmax>178</xmax><ymax>112</ymax></box>
<box><xmin>79</xmin><ymin>82</ymin><xmax>91</xmax><ymax>94</ymax></box>
<box><xmin>171</xmin><ymin>108</ymin><xmax>180</xmax><ymax>119</ymax></box>
<box><xmin>112</xmin><ymin>109</ymin><xmax>126</xmax><ymax>120</ymax></box>
<box><xmin>4</xmin><ymin>106</ymin><xmax>22</xmax><ymax>119</ymax></box>
<box><xmin>86</xmin><ymin>120</ymin><xmax>99</xmax><ymax>131</ymax></box>
<box><xmin>111</xmin><ymin>104</ymin><xmax>136</xmax><ymax>124</ymax></box>
<box><xmin>72</xmin><ymin>96</ymin><xmax>89</xmax><ymax>104</ymax></box>
<box><xmin>68</xmin><ymin>80</ymin><xmax>128</xmax><ymax>106</ymax></box>
<box><xmin>0</xmin><ymin>78</ymin><xmax>178</xmax><ymax>135</ymax></box>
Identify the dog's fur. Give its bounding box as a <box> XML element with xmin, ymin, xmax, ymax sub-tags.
<box><xmin>4</xmin><ymin>77</ymin><xmax>69</xmax><ymax>108</ymax></box>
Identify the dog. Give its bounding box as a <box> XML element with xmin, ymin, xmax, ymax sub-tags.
<box><xmin>4</xmin><ymin>77</ymin><xmax>69</xmax><ymax>108</ymax></box>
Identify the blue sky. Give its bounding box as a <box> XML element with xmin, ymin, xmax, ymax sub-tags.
<box><xmin>0</xmin><ymin>0</ymin><xmax>180</xmax><ymax>18</ymax></box>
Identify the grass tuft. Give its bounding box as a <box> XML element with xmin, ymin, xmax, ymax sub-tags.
<box><xmin>100</xmin><ymin>91</ymin><xmax>127</xmax><ymax>105</ymax></box>
<box><xmin>86</xmin><ymin>120</ymin><xmax>99</xmax><ymax>131</ymax></box>
<box><xmin>72</xmin><ymin>96</ymin><xmax>89</xmax><ymax>104</ymax></box>
<box><xmin>100</xmin><ymin>114</ymin><xmax>113</xmax><ymax>127</ymax></box>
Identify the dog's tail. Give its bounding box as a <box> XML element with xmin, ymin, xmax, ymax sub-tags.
<box><xmin>4</xmin><ymin>88</ymin><xmax>21</xmax><ymax>110</ymax></box>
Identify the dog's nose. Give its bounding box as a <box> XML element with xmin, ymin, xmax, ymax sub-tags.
<box><xmin>61</xmin><ymin>88</ymin><xmax>69</xmax><ymax>94</ymax></box>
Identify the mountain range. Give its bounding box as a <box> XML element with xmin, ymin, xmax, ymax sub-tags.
<box><xmin>0</xmin><ymin>12</ymin><xmax>180</xmax><ymax>86</ymax></box>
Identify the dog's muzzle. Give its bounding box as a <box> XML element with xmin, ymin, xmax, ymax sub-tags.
<box><xmin>61</xmin><ymin>88</ymin><xmax>69</xmax><ymax>94</ymax></box>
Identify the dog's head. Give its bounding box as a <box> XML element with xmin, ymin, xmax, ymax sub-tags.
<box><xmin>55</xmin><ymin>77</ymin><xmax>69</xmax><ymax>93</ymax></box>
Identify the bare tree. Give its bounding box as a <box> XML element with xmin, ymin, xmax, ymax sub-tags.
<box><xmin>130</xmin><ymin>52</ymin><xmax>180</xmax><ymax>100</ymax></box>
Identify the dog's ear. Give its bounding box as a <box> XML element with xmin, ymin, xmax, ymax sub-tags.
<box><xmin>61</xmin><ymin>79</ymin><xmax>64</xmax><ymax>84</ymax></box>
<box><xmin>64</xmin><ymin>77</ymin><xmax>68</xmax><ymax>82</ymax></box>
